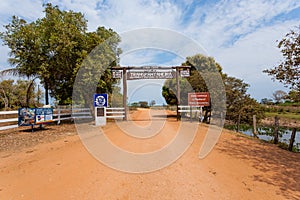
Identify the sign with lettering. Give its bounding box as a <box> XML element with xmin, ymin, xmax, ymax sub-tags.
<box><xmin>112</xmin><ymin>70</ymin><xmax>122</xmax><ymax>79</ymax></box>
<box><xmin>127</xmin><ymin>71</ymin><xmax>175</xmax><ymax>80</ymax></box>
<box><xmin>188</xmin><ymin>92</ymin><xmax>210</xmax><ymax>106</ymax></box>
<box><xmin>180</xmin><ymin>69</ymin><xmax>190</xmax><ymax>77</ymax></box>
<box><xmin>18</xmin><ymin>108</ymin><xmax>53</xmax><ymax>126</ymax></box>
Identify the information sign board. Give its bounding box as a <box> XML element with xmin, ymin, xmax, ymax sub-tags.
<box><xmin>18</xmin><ymin>108</ymin><xmax>53</xmax><ymax>126</ymax></box>
<box><xmin>188</xmin><ymin>92</ymin><xmax>210</xmax><ymax>106</ymax></box>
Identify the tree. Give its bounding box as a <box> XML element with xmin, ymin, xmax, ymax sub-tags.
<box><xmin>150</xmin><ymin>100</ymin><xmax>156</xmax><ymax>107</ymax></box>
<box><xmin>272</xmin><ymin>90</ymin><xmax>287</xmax><ymax>103</ymax></box>
<box><xmin>223</xmin><ymin>74</ymin><xmax>265</xmax><ymax>131</ymax></box>
<box><xmin>287</xmin><ymin>90</ymin><xmax>300</xmax><ymax>102</ymax></box>
<box><xmin>0</xmin><ymin>3</ymin><xmax>120</xmax><ymax>105</ymax></box>
<box><xmin>0</xmin><ymin>79</ymin><xmax>40</xmax><ymax>110</ymax></box>
<box><xmin>162</xmin><ymin>85</ymin><xmax>177</xmax><ymax>106</ymax></box>
<box><xmin>261</xmin><ymin>98</ymin><xmax>274</xmax><ymax>105</ymax></box>
<box><xmin>263</xmin><ymin>25</ymin><xmax>300</xmax><ymax>91</ymax></box>
<box><xmin>162</xmin><ymin>54</ymin><xmax>264</xmax><ymax>128</ymax></box>
<box><xmin>162</xmin><ymin>77</ymin><xmax>193</xmax><ymax>105</ymax></box>
<box><xmin>139</xmin><ymin>101</ymin><xmax>149</xmax><ymax>108</ymax></box>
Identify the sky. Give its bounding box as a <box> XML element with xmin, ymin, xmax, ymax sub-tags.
<box><xmin>0</xmin><ymin>0</ymin><xmax>300</xmax><ymax>105</ymax></box>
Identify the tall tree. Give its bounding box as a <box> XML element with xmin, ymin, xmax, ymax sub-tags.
<box><xmin>264</xmin><ymin>25</ymin><xmax>300</xmax><ymax>91</ymax></box>
<box><xmin>0</xmin><ymin>3</ymin><xmax>120</xmax><ymax>105</ymax></box>
<box><xmin>224</xmin><ymin>74</ymin><xmax>264</xmax><ymax>130</ymax></box>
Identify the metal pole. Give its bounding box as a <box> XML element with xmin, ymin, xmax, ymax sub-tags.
<box><xmin>122</xmin><ymin>67</ymin><xmax>127</xmax><ymax>121</ymax></box>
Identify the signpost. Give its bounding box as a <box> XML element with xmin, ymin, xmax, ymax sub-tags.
<box><xmin>94</xmin><ymin>94</ymin><xmax>108</xmax><ymax>126</ymax></box>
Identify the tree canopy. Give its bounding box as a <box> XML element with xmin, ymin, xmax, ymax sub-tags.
<box><xmin>162</xmin><ymin>54</ymin><xmax>264</xmax><ymax>127</ymax></box>
<box><xmin>0</xmin><ymin>3</ymin><xmax>121</xmax><ymax>105</ymax></box>
<box><xmin>264</xmin><ymin>25</ymin><xmax>300</xmax><ymax>91</ymax></box>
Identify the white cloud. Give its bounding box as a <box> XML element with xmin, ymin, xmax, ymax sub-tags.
<box><xmin>0</xmin><ymin>0</ymin><xmax>299</xmax><ymax>101</ymax></box>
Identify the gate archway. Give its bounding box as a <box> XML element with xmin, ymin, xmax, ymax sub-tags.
<box><xmin>111</xmin><ymin>65</ymin><xmax>191</xmax><ymax>120</ymax></box>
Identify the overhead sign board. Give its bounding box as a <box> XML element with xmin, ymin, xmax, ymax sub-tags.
<box><xmin>188</xmin><ymin>92</ymin><xmax>210</xmax><ymax>106</ymax></box>
<box><xmin>127</xmin><ymin>71</ymin><xmax>175</xmax><ymax>80</ymax></box>
<box><xmin>94</xmin><ymin>93</ymin><xmax>108</xmax><ymax>107</ymax></box>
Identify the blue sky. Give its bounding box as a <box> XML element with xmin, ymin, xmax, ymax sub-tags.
<box><xmin>1</xmin><ymin>0</ymin><xmax>300</xmax><ymax>105</ymax></box>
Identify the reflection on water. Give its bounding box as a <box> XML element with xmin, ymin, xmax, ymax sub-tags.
<box><xmin>242</xmin><ymin>127</ymin><xmax>300</xmax><ymax>150</ymax></box>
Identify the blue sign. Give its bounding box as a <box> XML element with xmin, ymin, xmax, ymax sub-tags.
<box><xmin>94</xmin><ymin>93</ymin><xmax>108</xmax><ymax>107</ymax></box>
<box><xmin>18</xmin><ymin>108</ymin><xmax>53</xmax><ymax>126</ymax></box>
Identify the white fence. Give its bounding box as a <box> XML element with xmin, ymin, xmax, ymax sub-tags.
<box><xmin>0</xmin><ymin>111</ymin><xmax>18</xmax><ymax>130</ymax></box>
<box><xmin>0</xmin><ymin>107</ymin><xmax>125</xmax><ymax>131</ymax></box>
<box><xmin>106</xmin><ymin>107</ymin><xmax>125</xmax><ymax>119</ymax></box>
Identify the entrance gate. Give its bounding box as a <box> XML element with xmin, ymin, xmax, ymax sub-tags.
<box><xmin>111</xmin><ymin>66</ymin><xmax>191</xmax><ymax>120</ymax></box>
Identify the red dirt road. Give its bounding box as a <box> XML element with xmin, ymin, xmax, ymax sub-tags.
<box><xmin>0</xmin><ymin>109</ymin><xmax>299</xmax><ymax>199</ymax></box>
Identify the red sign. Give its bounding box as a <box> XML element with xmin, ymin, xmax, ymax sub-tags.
<box><xmin>188</xmin><ymin>92</ymin><xmax>210</xmax><ymax>106</ymax></box>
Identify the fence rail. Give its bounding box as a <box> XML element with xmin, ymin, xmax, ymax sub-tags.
<box><xmin>106</xmin><ymin>107</ymin><xmax>125</xmax><ymax>119</ymax></box>
<box><xmin>0</xmin><ymin>107</ymin><xmax>126</xmax><ymax>131</ymax></box>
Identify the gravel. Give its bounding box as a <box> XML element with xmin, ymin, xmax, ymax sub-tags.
<box><xmin>0</xmin><ymin>123</ymin><xmax>77</xmax><ymax>152</ymax></box>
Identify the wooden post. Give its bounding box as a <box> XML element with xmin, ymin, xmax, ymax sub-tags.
<box><xmin>253</xmin><ymin>115</ymin><xmax>258</xmax><ymax>138</ymax></box>
<box><xmin>176</xmin><ymin>67</ymin><xmax>180</xmax><ymax>120</ymax></box>
<box><xmin>190</xmin><ymin>106</ymin><xmax>192</xmax><ymax>122</ymax></box>
<box><xmin>288</xmin><ymin>128</ymin><xmax>297</xmax><ymax>151</ymax></box>
<box><xmin>274</xmin><ymin>116</ymin><xmax>279</xmax><ymax>144</ymax></box>
<box><xmin>57</xmin><ymin>107</ymin><xmax>61</xmax><ymax>125</ymax></box>
<box><xmin>122</xmin><ymin>67</ymin><xmax>127</xmax><ymax>121</ymax></box>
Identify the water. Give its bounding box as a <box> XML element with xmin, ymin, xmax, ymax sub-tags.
<box><xmin>242</xmin><ymin>128</ymin><xmax>300</xmax><ymax>150</ymax></box>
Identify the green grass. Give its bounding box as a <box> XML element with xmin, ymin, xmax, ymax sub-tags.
<box><xmin>265</xmin><ymin>112</ymin><xmax>300</xmax><ymax>120</ymax></box>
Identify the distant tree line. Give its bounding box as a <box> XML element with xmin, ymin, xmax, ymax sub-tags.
<box><xmin>0</xmin><ymin>79</ymin><xmax>42</xmax><ymax>110</ymax></box>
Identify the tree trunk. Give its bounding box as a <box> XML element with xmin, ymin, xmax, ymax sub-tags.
<box><xmin>0</xmin><ymin>87</ymin><xmax>9</xmax><ymax>110</ymax></box>
<box><xmin>274</xmin><ymin>116</ymin><xmax>279</xmax><ymax>144</ymax></box>
<box><xmin>45</xmin><ymin>82</ymin><xmax>49</xmax><ymax>105</ymax></box>
<box><xmin>26</xmin><ymin>79</ymin><xmax>35</xmax><ymax>108</ymax></box>
<box><xmin>288</xmin><ymin>128</ymin><xmax>297</xmax><ymax>151</ymax></box>
<box><xmin>252</xmin><ymin>115</ymin><xmax>259</xmax><ymax>138</ymax></box>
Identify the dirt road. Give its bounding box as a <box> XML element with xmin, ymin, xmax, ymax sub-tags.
<box><xmin>0</xmin><ymin>109</ymin><xmax>299</xmax><ymax>199</ymax></box>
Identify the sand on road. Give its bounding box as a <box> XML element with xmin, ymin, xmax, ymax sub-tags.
<box><xmin>0</xmin><ymin>108</ymin><xmax>299</xmax><ymax>199</ymax></box>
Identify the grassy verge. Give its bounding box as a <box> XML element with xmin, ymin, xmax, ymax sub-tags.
<box><xmin>265</xmin><ymin>112</ymin><xmax>300</xmax><ymax>120</ymax></box>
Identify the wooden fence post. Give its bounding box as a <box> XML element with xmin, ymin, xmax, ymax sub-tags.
<box><xmin>253</xmin><ymin>115</ymin><xmax>258</xmax><ymax>138</ymax></box>
<box><xmin>288</xmin><ymin>128</ymin><xmax>297</xmax><ymax>151</ymax></box>
<box><xmin>57</xmin><ymin>107</ymin><xmax>61</xmax><ymax>125</ymax></box>
<box><xmin>274</xmin><ymin>116</ymin><xmax>279</xmax><ymax>144</ymax></box>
